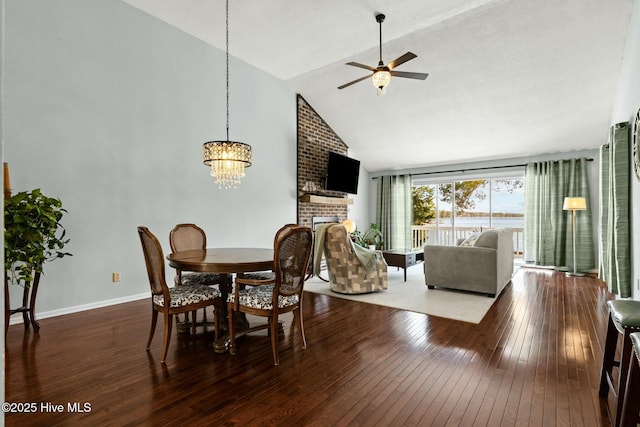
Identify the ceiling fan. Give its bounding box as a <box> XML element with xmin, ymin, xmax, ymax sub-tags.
<box><xmin>338</xmin><ymin>13</ymin><xmax>429</xmax><ymax>95</ymax></box>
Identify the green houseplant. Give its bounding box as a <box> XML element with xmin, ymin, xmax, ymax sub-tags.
<box><xmin>353</xmin><ymin>223</ymin><xmax>384</xmax><ymax>250</ymax></box>
<box><xmin>4</xmin><ymin>189</ymin><xmax>71</xmax><ymax>288</ymax></box>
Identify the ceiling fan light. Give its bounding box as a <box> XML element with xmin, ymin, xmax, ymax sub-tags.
<box><xmin>372</xmin><ymin>70</ymin><xmax>391</xmax><ymax>94</ymax></box>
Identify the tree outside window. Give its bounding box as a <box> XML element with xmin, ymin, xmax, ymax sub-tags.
<box><xmin>412</xmin><ymin>178</ymin><xmax>524</xmax><ymax>247</ymax></box>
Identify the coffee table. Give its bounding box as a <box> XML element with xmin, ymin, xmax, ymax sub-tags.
<box><xmin>381</xmin><ymin>249</ymin><xmax>424</xmax><ymax>281</ymax></box>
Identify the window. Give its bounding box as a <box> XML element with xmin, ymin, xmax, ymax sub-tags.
<box><xmin>412</xmin><ymin>171</ymin><xmax>524</xmax><ymax>252</ymax></box>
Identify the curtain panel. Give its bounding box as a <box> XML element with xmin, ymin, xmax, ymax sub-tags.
<box><xmin>375</xmin><ymin>175</ymin><xmax>412</xmax><ymax>250</ymax></box>
<box><xmin>599</xmin><ymin>122</ymin><xmax>631</xmax><ymax>297</ymax></box>
<box><xmin>524</xmin><ymin>158</ymin><xmax>595</xmax><ymax>272</ymax></box>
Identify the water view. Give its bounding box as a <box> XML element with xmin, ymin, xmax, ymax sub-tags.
<box><xmin>439</xmin><ymin>216</ymin><xmax>524</xmax><ymax>228</ymax></box>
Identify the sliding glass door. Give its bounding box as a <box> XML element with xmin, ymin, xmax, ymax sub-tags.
<box><xmin>412</xmin><ymin>174</ymin><xmax>524</xmax><ymax>251</ymax></box>
<box><xmin>454</xmin><ymin>179</ymin><xmax>490</xmax><ymax>243</ymax></box>
<box><xmin>491</xmin><ymin>178</ymin><xmax>525</xmax><ymax>254</ymax></box>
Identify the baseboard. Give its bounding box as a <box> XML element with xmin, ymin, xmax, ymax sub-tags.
<box><xmin>520</xmin><ymin>264</ymin><xmax>556</xmax><ymax>270</ymax></box>
<box><xmin>9</xmin><ymin>293</ymin><xmax>149</xmax><ymax>326</ymax></box>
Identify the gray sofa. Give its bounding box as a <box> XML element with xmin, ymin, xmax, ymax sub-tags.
<box><xmin>424</xmin><ymin>228</ymin><xmax>514</xmax><ymax>297</ymax></box>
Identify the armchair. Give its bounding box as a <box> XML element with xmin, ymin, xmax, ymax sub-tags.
<box><xmin>322</xmin><ymin>224</ymin><xmax>388</xmax><ymax>294</ymax></box>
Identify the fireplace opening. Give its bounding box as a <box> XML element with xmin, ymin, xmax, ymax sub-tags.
<box><xmin>311</xmin><ymin>216</ymin><xmax>339</xmax><ymax>231</ymax></box>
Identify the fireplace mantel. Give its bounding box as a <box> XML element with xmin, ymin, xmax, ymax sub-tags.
<box><xmin>300</xmin><ymin>194</ymin><xmax>353</xmax><ymax>205</ymax></box>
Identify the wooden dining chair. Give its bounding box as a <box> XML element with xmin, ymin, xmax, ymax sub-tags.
<box><xmin>233</xmin><ymin>224</ymin><xmax>297</xmax><ymax>289</ymax></box>
<box><xmin>227</xmin><ymin>224</ymin><xmax>313</xmax><ymax>365</ymax></box>
<box><xmin>170</xmin><ymin>223</ymin><xmax>230</xmax><ymax>326</ymax></box>
<box><xmin>138</xmin><ymin>226</ymin><xmax>221</xmax><ymax>363</ymax></box>
<box><xmin>169</xmin><ymin>223</ymin><xmax>230</xmax><ymax>288</ymax></box>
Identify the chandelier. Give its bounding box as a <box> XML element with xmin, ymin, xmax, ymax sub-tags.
<box><xmin>203</xmin><ymin>0</ymin><xmax>252</xmax><ymax>189</ymax></box>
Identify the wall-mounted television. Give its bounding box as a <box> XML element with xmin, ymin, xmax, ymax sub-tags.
<box><xmin>325</xmin><ymin>151</ymin><xmax>360</xmax><ymax>194</ymax></box>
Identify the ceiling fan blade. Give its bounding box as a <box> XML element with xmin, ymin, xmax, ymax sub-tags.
<box><xmin>390</xmin><ymin>70</ymin><xmax>429</xmax><ymax>80</ymax></box>
<box><xmin>386</xmin><ymin>52</ymin><xmax>417</xmax><ymax>70</ymax></box>
<box><xmin>346</xmin><ymin>62</ymin><xmax>377</xmax><ymax>72</ymax></box>
<box><xmin>338</xmin><ymin>74</ymin><xmax>372</xmax><ymax>90</ymax></box>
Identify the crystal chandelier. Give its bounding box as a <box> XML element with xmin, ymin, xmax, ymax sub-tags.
<box><xmin>203</xmin><ymin>0</ymin><xmax>252</xmax><ymax>189</ymax></box>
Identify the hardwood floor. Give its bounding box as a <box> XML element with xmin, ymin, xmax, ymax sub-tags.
<box><xmin>5</xmin><ymin>268</ymin><xmax>614</xmax><ymax>426</ymax></box>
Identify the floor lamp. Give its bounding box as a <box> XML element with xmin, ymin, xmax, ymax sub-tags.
<box><xmin>563</xmin><ymin>196</ymin><xmax>587</xmax><ymax>276</ymax></box>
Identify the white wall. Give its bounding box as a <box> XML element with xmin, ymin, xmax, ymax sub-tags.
<box><xmin>344</xmin><ymin>148</ymin><xmax>370</xmax><ymax>233</ymax></box>
<box><xmin>3</xmin><ymin>0</ymin><xmax>297</xmax><ymax>316</ymax></box>
<box><xmin>610</xmin><ymin>0</ymin><xmax>640</xmax><ymax>299</ymax></box>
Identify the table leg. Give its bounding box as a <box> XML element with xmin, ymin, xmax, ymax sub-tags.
<box><xmin>214</xmin><ymin>274</ymin><xmax>239</xmax><ymax>353</ymax></box>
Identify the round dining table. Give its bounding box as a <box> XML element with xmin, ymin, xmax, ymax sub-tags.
<box><xmin>166</xmin><ymin>247</ymin><xmax>274</xmax><ymax>353</ymax></box>
<box><xmin>166</xmin><ymin>247</ymin><xmax>274</xmax><ymax>275</ymax></box>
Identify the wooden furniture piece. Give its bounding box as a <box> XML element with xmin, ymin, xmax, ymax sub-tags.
<box><xmin>235</xmin><ymin>271</ymin><xmax>275</xmax><ymax>287</ymax></box>
<box><xmin>167</xmin><ymin>248</ymin><xmax>273</xmax><ymax>277</ymax></box>
<box><xmin>381</xmin><ymin>249</ymin><xmax>424</xmax><ymax>282</ymax></box>
<box><xmin>167</xmin><ymin>246</ymin><xmax>274</xmax><ymax>352</ymax></box>
<box><xmin>234</xmin><ymin>224</ymin><xmax>299</xmax><ymax>289</ymax></box>
<box><xmin>300</xmin><ymin>193</ymin><xmax>353</xmax><ymax>205</ymax></box>
<box><xmin>227</xmin><ymin>225</ymin><xmax>313</xmax><ymax>365</ymax></box>
<box><xmin>620</xmin><ymin>332</ymin><xmax>640</xmax><ymax>427</ymax></box>
<box><xmin>169</xmin><ymin>223</ymin><xmax>229</xmax><ymax>328</ymax></box>
<box><xmin>169</xmin><ymin>223</ymin><xmax>230</xmax><ymax>288</ymax></box>
<box><xmin>4</xmin><ymin>272</ymin><xmax>41</xmax><ymax>334</ymax></box>
<box><xmin>599</xmin><ymin>300</ymin><xmax>640</xmax><ymax>427</ymax></box>
<box><xmin>137</xmin><ymin>226</ymin><xmax>222</xmax><ymax>364</ymax></box>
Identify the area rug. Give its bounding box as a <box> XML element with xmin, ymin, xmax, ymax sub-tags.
<box><xmin>304</xmin><ymin>265</ymin><xmax>503</xmax><ymax>324</ymax></box>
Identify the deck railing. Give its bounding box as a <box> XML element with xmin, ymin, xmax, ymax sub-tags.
<box><xmin>411</xmin><ymin>225</ymin><xmax>524</xmax><ymax>255</ymax></box>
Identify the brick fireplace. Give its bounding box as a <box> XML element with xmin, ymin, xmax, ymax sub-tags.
<box><xmin>296</xmin><ymin>95</ymin><xmax>349</xmax><ymax>228</ymax></box>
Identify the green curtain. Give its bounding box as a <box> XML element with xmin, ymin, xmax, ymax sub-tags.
<box><xmin>375</xmin><ymin>175</ymin><xmax>412</xmax><ymax>250</ymax></box>
<box><xmin>523</xmin><ymin>158</ymin><xmax>595</xmax><ymax>272</ymax></box>
<box><xmin>599</xmin><ymin>122</ymin><xmax>631</xmax><ymax>297</ymax></box>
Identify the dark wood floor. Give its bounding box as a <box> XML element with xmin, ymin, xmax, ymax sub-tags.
<box><xmin>5</xmin><ymin>268</ymin><xmax>615</xmax><ymax>426</ymax></box>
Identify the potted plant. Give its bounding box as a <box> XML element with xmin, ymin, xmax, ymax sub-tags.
<box><xmin>4</xmin><ymin>188</ymin><xmax>72</xmax><ymax>330</ymax></box>
<box><xmin>4</xmin><ymin>188</ymin><xmax>71</xmax><ymax>287</ymax></box>
<box><xmin>353</xmin><ymin>223</ymin><xmax>384</xmax><ymax>250</ymax></box>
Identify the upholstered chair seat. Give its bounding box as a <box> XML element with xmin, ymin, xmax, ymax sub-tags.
<box><xmin>181</xmin><ymin>272</ymin><xmax>228</xmax><ymax>287</ymax></box>
<box><xmin>238</xmin><ymin>271</ymin><xmax>276</xmax><ymax>282</ymax></box>
<box><xmin>227</xmin><ymin>284</ymin><xmax>298</xmax><ymax>309</ymax></box>
<box><xmin>235</xmin><ymin>271</ymin><xmax>276</xmax><ymax>288</ymax></box>
<box><xmin>152</xmin><ymin>284</ymin><xmax>221</xmax><ymax>308</ymax></box>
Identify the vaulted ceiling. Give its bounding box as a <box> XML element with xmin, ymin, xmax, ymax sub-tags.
<box><xmin>122</xmin><ymin>0</ymin><xmax>633</xmax><ymax>172</ymax></box>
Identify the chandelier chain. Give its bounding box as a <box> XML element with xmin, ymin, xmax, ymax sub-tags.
<box><xmin>225</xmin><ymin>0</ymin><xmax>229</xmax><ymax>141</ymax></box>
<box><xmin>202</xmin><ymin>0</ymin><xmax>251</xmax><ymax>189</ymax></box>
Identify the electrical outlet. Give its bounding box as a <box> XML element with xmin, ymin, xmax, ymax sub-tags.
<box><xmin>112</xmin><ymin>272</ymin><xmax>120</xmax><ymax>282</ymax></box>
